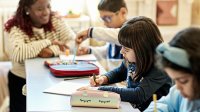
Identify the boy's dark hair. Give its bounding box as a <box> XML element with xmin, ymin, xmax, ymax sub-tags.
<box><xmin>4</xmin><ymin>0</ymin><xmax>54</xmax><ymax>37</ymax></box>
<box><xmin>156</xmin><ymin>27</ymin><xmax>200</xmax><ymax>99</ymax></box>
<box><xmin>118</xmin><ymin>16</ymin><xmax>163</xmax><ymax>81</ymax></box>
<box><xmin>98</xmin><ymin>0</ymin><xmax>127</xmax><ymax>12</ymax></box>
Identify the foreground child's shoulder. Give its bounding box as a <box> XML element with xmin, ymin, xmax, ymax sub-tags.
<box><xmin>146</xmin><ymin>66</ymin><xmax>166</xmax><ymax>78</ymax></box>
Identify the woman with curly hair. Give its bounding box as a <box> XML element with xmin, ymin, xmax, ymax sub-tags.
<box><xmin>4</xmin><ymin>0</ymin><xmax>75</xmax><ymax>111</ymax></box>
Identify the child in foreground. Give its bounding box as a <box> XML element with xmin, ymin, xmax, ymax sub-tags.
<box><xmin>144</xmin><ymin>27</ymin><xmax>200</xmax><ymax>112</ymax></box>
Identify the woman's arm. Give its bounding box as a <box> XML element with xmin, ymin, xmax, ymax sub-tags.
<box><xmin>50</xmin><ymin>17</ymin><xmax>76</xmax><ymax>55</ymax></box>
<box><xmin>8</xmin><ymin>27</ymin><xmax>52</xmax><ymax>62</ymax></box>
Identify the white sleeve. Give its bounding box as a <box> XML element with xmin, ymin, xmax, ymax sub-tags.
<box><xmin>92</xmin><ymin>27</ymin><xmax>120</xmax><ymax>46</ymax></box>
<box><xmin>90</xmin><ymin>43</ymin><xmax>109</xmax><ymax>60</ymax></box>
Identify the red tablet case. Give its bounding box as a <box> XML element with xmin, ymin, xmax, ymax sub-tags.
<box><xmin>45</xmin><ymin>61</ymin><xmax>99</xmax><ymax>77</ymax></box>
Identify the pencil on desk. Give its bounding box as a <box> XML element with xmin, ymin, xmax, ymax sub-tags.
<box><xmin>153</xmin><ymin>94</ymin><xmax>157</xmax><ymax>112</ymax></box>
<box><xmin>64</xmin><ymin>76</ymin><xmax>89</xmax><ymax>81</ymax></box>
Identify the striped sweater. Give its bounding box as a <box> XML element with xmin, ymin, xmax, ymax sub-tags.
<box><xmin>7</xmin><ymin>16</ymin><xmax>76</xmax><ymax>78</ymax></box>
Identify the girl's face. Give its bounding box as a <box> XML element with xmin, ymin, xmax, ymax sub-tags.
<box><xmin>120</xmin><ymin>46</ymin><xmax>136</xmax><ymax>63</ymax></box>
<box><xmin>27</xmin><ymin>0</ymin><xmax>51</xmax><ymax>27</ymax></box>
<box><xmin>165</xmin><ymin>68</ymin><xmax>194</xmax><ymax>100</ymax></box>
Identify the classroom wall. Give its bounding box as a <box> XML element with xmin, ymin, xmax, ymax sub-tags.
<box><xmin>0</xmin><ymin>0</ymin><xmax>200</xmax><ymax>60</ymax></box>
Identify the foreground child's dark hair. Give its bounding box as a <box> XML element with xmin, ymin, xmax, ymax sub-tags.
<box><xmin>118</xmin><ymin>16</ymin><xmax>163</xmax><ymax>81</ymax></box>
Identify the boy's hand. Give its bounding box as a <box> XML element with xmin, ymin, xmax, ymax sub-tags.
<box><xmin>76</xmin><ymin>29</ymin><xmax>89</xmax><ymax>44</ymax></box>
<box><xmin>76</xmin><ymin>47</ymin><xmax>90</xmax><ymax>56</ymax></box>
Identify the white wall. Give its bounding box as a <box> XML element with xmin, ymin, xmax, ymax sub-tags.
<box><xmin>0</xmin><ymin>0</ymin><xmax>195</xmax><ymax>60</ymax></box>
<box><xmin>0</xmin><ymin>1</ymin><xmax>17</xmax><ymax>61</ymax></box>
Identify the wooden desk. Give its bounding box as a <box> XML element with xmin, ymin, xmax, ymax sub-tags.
<box><xmin>26</xmin><ymin>58</ymin><xmax>139</xmax><ymax>112</ymax></box>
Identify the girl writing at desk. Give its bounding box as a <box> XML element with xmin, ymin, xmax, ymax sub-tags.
<box><xmin>78</xmin><ymin>16</ymin><xmax>172</xmax><ymax>111</ymax></box>
<box><xmin>4</xmin><ymin>0</ymin><xmax>75</xmax><ymax>111</ymax></box>
<box><xmin>145</xmin><ymin>27</ymin><xmax>200</xmax><ymax>112</ymax></box>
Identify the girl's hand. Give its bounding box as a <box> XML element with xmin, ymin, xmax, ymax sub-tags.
<box><xmin>89</xmin><ymin>75</ymin><xmax>108</xmax><ymax>87</ymax></box>
<box><xmin>77</xmin><ymin>85</ymin><xmax>99</xmax><ymax>91</ymax></box>
<box><xmin>77</xmin><ymin>85</ymin><xmax>90</xmax><ymax>91</ymax></box>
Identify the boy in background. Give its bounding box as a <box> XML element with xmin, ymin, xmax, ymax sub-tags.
<box><xmin>77</xmin><ymin>0</ymin><xmax>128</xmax><ymax>60</ymax></box>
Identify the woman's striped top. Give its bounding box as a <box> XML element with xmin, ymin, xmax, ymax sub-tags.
<box><xmin>7</xmin><ymin>16</ymin><xmax>76</xmax><ymax>78</ymax></box>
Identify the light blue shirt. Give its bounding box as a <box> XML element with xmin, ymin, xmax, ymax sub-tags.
<box><xmin>144</xmin><ymin>85</ymin><xmax>200</xmax><ymax>112</ymax></box>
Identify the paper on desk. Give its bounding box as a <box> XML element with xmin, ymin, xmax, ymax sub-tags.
<box><xmin>44</xmin><ymin>81</ymin><xmax>88</xmax><ymax>96</ymax></box>
<box><xmin>59</xmin><ymin>54</ymin><xmax>97</xmax><ymax>61</ymax></box>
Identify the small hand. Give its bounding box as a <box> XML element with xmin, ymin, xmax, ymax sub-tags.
<box><xmin>76</xmin><ymin>47</ymin><xmax>90</xmax><ymax>56</ymax></box>
<box><xmin>77</xmin><ymin>85</ymin><xmax>99</xmax><ymax>91</ymax></box>
<box><xmin>89</xmin><ymin>75</ymin><xmax>108</xmax><ymax>87</ymax></box>
<box><xmin>75</xmin><ymin>29</ymin><xmax>89</xmax><ymax>45</ymax></box>
<box><xmin>38</xmin><ymin>48</ymin><xmax>54</xmax><ymax>58</ymax></box>
<box><xmin>77</xmin><ymin>85</ymin><xmax>90</xmax><ymax>91</ymax></box>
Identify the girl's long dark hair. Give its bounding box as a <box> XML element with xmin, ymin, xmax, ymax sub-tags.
<box><xmin>4</xmin><ymin>0</ymin><xmax>54</xmax><ymax>37</ymax></box>
<box><xmin>118</xmin><ymin>16</ymin><xmax>163</xmax><ymax>81</ymax></box>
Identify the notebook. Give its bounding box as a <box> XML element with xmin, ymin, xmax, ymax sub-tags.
<box><xmin>43</xmin><ymin>81</ymin><xmax>88</xmax><ymax>96</ymax></box>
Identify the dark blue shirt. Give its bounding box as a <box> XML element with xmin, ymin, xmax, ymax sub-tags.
<box><xmin>108</xmin><ymin>44</ymin><xmax>123</xmax><ymax>59</ymax></box>
<box><xmin>98</xmin><ymin>61</ymin><xmax>172</xmax><ymax>111</ymax></box>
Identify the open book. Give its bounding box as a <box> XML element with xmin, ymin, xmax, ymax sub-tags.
<box><xmin>44</xmin><ymin>81</ymin><xmax>89</xmax><ymax>96</ymax></box>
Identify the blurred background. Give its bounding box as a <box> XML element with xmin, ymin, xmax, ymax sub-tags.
<box><xmin>0</xmin><ymin>0</ymin><xmax>200</xmax><ymax>111</ymax></box>
<box><xmin>0</xmin><ymin>0</ymin><xmax>200</xmax><ymax>61</ymax></box>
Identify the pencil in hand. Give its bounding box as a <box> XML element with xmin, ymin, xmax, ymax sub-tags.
<box><xmin>93</xmin><ymin>74</ymin><xmax>97</xmax><ymax>85</ymax></box>
<box><xmin>153</xmin><ymin>94</ymin><xmax>157</xmax><ymax>112</ymax></box>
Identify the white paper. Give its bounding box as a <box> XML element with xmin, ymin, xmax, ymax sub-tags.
<box><xmin>44</xmin><ymin>81</ymin><xmax>88</xmax><ymax>96</ymax></box>
<box><xmin>59</xmin><ymin>54</ymin><xmax>97</xmax><ymax>61</ymax></box>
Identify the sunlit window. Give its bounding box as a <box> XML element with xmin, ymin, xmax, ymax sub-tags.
<box><xmin>51</xmin><ymin>0</ymin><xmax>85</xmax><ymax>16</ymax></box>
